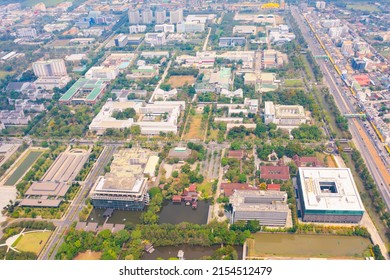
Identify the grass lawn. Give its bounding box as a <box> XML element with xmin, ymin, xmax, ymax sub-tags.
<box><xmin>167</xmin><ymin>76</ymin><xmax>196</xmax><ymax>88</ymax></box>
<box><xmin>13</xmin><ymin>231</ymin><xmax>52</xmax><ymax>255</ymax></box>
<box><xmin>74</xmin><ymin>251</ymin><xmax>102</xmax><ymax>260</ymax></box>
<box><xmin>183</xmin><ymin>114</ymin><xmax>205</xmax><ymax>140</ymax></box>
<box><xmin>197</xmin><ymin>181</ymin><xmax>214</xmax><ymax>198</ymax></box>
<box><xmin>346</xmin><ymin>4</ymin><xmax>380</xmax><ymax>12</ymax></box>
<box><xmin>207</xmin><ymin>129</ymin><xmax>219</xmax><ymax>141</ymax></box>
<box><xmin>23</xmin><ymin>0</ymin><xmax>68</xmax><ymax>7</ymax></box>
<box><xmin>0</xmin><ymin>71</ymin><xmax>14</xmax><ymax>79</ymax></box>
<box><xmin>284</xmin><ymin>79</ymin><xmax>304</xmax><ymax>87</ymax></box>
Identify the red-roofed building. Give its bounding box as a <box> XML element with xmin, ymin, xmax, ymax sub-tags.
<box><xmin>267</xmin><ymin>184</ymin><xmax>281</xmax><ymax>191</ymax></box>
<box><xmin>353</xmin><ymin>75</ymin><xmax>370</xmax><ymax>87</ymax></box>
<box><xmin>292</xmin><ymin>155</ymin><xmax>321</xmax><ymax>167</ymax></box>
<box><xmin>220</xmin><ymin>183</ymin><xmax>256</xmax><ymax>197</ymax></box>
<box><xmin>227</xmin><ymin>150</ymin><xmax>245</xmax><ymax>159</ymax></box>
<box><xmin>172</xmin><ymin>195</ymin><xmax>182</xmax><ymax>203</ymax></box>
<box><xmin>260</xmin><ymin>165</ymin><xmax>290</xmax><ymax>180</ymax></box>
<box><xmin>188</xmin><ymin>184</ymin><xmax>197</xmax><ymax>192</ymax></box>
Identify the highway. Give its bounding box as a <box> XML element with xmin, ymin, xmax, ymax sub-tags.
<box><xmin>291</xmin><ymin>6</ymin><xmax>390</xmax><ymax>211</ymax></box>
<box><xmin>39</xmin><ymin>145</ymin><xmax>117</xmax><ymax>260</ymax></box>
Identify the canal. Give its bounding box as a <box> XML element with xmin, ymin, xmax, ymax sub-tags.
<box><xmin>247</xmin><ymin>233</ymin><xmax>371</xmax><ymax>259</ymax></box>
<box><xmin>4</xmin><ymin>151</ymin><xmax>42</xmax><ymax>186</ymax></box>
<box><xmin>141</xmin><ymin>245</ymin><xmax>243</xmax><ymax>260</ymax></box>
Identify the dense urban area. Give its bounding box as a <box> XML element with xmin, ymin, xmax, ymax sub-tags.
<box><xmin>0</xmin><ymin>0</ymin><xmax>389</xmax><ymax>261</ymax></box>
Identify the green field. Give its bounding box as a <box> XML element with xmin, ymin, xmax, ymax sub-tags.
<box><xmin>13</xmin><ymin>231</ymin><xmax>52</xmax><ymax>255</ymax></box>
<box><xmin>284</xmin><ymin>79</ymin><xmax>304</xmax><ymax>87</ymax></box>
<box><xmin>346</xmin><ymin>4</ymin><xmax>380</xmax><ymax>12</ymax></box>
<box><xmin>23</xmin><ymin>0</ymin><xmax>69</xmax><ymax>7</ymax></box>
<box><xmin>4</xmin><ymin>151</ymin><xmax>42</xmax><ymax>186</ymax></box>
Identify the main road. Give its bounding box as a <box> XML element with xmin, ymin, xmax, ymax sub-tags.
<box><xmin>39</xmin><ymin>145</ymin><xmax>117</xmax><ymax>260</ymax></box>
<box><xmin>291</xmin><ymin>6</ymin><xmax>390</xmax><ymax>211</ymax></box>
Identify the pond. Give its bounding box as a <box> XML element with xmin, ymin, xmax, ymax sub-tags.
<box><xmin>87</xmin><ymin>200</ymin><xmax>210</xmax><ymax>226</ymax></box>
<box><xmin>158</xmin><ymin>200</ymin><xmax>210</xmax><ymax>225</ymax></box>
<box><xmin>247</xmin><ymin>233</ymin><xmax>371</xmax><ymax>259</ymax></box>
<box><xmin>141</xmin><ymin>245</ymin><xmax>243</xmax><ymax>260</ymax></box>
<box><xmin>87</xmin><ymin>209</ymin><xmax>143</xmax><ymax>226</ymax></box>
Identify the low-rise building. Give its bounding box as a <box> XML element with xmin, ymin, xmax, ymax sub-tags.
<box><xmin>260</xmin><ymin>165</ymin><xmax>290</xmax><ymax>181</ymax></box>
<box><xmin>59</xmin><ymin>78</ymin><xmax>109</xmax><ymax>104</ymax></box>
<box><xmin>219</xmin><ymin>37</ymin><xmax>246</xmax><ymax>47</ymax></box>
<box><xmin>145</xmin><ymin>33</ymin><xmax>166</xmax><ymax>46</ymax></box>
<box><xmin>264</xmin><ymin>101</ymin><xmax>308</xmax><ymax>128</ymax></box>
<box><xmin>155</xmin><ymin>24</ymin><xmax>175</xmax><ymax>33</ymax></box>
<box><xmin>85</xmin><ymin>66</ymin><xmax>119</xmax><ymax>80</ymax></box>
<box><xmin>233</xmin><ymin>25</ymin><xmax>257</xmax><ymax>35</ymax></box>
<box><xmin>230</xmin><ymin>190</ymin><xmax>289</xmax><ymax>226</ymax></box>
<box><xmin>129</xmin><ymin>25</ymin><xmax>147</xmax><ymax>34</ymax></box>
<box><xmin>154</xmin><ymin>88</ymin><xmax>178</xmax><ymax>101</ymax></box>
<box><xmin>89</xmin><ymin>100</ymin><xmax>185</xmax><ymax>135</ymax></box>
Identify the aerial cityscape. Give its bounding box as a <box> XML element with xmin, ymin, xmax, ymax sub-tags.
<box><xmin>0</xmin><ymin>0</ymin><xmax>389</xmax><ymax>261</ymax></box>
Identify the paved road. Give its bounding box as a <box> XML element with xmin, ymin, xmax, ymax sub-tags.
<box><xmin>291</xmin><ymin>6</ymin><xmax>390</xmax><ymax>211</ymax></box>
<box><xmin>38</xmin><ymin>145</ymin><xmax>117</xmax><ymax>260</ymax></box>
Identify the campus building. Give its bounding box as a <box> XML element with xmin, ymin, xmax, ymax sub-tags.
<box><xmin>297</xmin><ymin>167</ymin><xmax>365</xmax><ymax>223</ymax></box>
<box><xmin>230</xmin><ymin>190</ymin><xmax>289</xmax><ymax>226</ymax></box>
<box><xmin>264</xmin><ymin>101</ymin><xmax>308</xmax><ymax>128</ymax></box>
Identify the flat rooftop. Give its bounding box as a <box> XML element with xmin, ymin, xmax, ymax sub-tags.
<box><xmin>298</xmin><ymin>167</ymin><xmax>365</xmax><ymax>212</ymax></box>
<box><xmin>60</xmin><ymin>78</ymin><xmax>109</xmax><ymax>102</ymax></box>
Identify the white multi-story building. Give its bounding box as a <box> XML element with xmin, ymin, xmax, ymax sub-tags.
<box><xmin>85</xmin><ymin>66</ymin><xmax>119</xmax><ymax>80</ymax></box>
<box><xmin>145</xmin><ymin>33</ymin><xmax>166</xmax><ymax>46</ymax></box>
<box><xmin>129</xmin><ymin>25</ymin><xmax>147</xmax><ymax>34</ymax></box>
<box><xmin>17</xmin><ymin>27</ymin><xmax>37</xmax><ymax>39</ymax></box>
<box><xmin>128</xmin><ymin>9</ymin><xmax>140</xmax><ymax>24</ymax></box>
<box><xmin>155</xmin><ymin>24</ymin><xmax>175</xmax><ymax>33</ymax></box>
<box><xmin>316</xmin><ymin>1</ymin><xmax>326</xmax><ymax>10</ymax></box>
<box><xmin>141</xmin><ymin>9</ymin><xmax>153</xmax><ymax>24</ymax></box>
<box><xmin>264</xmin><ymin>101</ymin><xmax>308</xmax><ymax>128</ymax></box>
<box><xmin>170</xmin><ymin>9</ymin><xmax>183</xmax><ymax>24</ymax></box>
<box><xmin>155</xmin><ymin>9</ymin><xmax>166</xmax><ymax>24</ymax></box>
<box><xmin>89</xmin><ymin>100</ymin><xmax>186</xmax><ymax>135</ymax></box>
<box><xmin>176</xmin><ymin>22</ymin><xmax>205</xmax><ymax>33</ymax></box>
<box><xmin>32</xmin><ymin>59</ymin><xmax>67</xmax><ymax>78</ymax></box>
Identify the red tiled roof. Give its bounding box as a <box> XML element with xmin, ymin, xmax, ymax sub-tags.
<box><xmin>293</xmin><ymin>155</ymin><xmax>321</xmax><ymax>167</ymax></box>
<box><xmin>172</xmin><ymin>195</ymin><xmax>181</xmax><ymax>202</ymax></box>
<box><xmin>188</xmin><ymin>184</ymin><xmax>196</xmax><ymax>192</ymax></box>
<box><xmin>260</xmin><ymin>165</ymin><xmax>290</xmax><ymax>180</ymax></box>
<box><xmin>220</xmin><ymin>183</ymin><xmax>255</xmax><ymax>197</ymax></box>
<box><xmin>228</xmin><ymin>150</ymin><xmax>244</xmax><ymax>159</ymax></box>
<box><xmin>353</xmin><ymin>75</ymin><xmax>370</xmax><ymax>87</ymax></box>
<box><xmin>267</xmin><ymin>184</ymin><xmax>281</xmax><ymax>191</ymax></box>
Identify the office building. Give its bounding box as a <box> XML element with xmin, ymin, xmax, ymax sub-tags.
<box><xmin>114</xmin><ymin>34</ymin><xmax>128</xmax><ymax>47</ymax></box>
<box><xmin>177</xmin><ymin>22</ymin><xmax>205</xmax><ymax>33</ymax></box>
<box><xmin>145</xmin><ymin>33</ymin><xmax>166</xmax><ymax>46</ymax></box>
<box><xmin>297</xmin><ymin>167</ymin><xmax>365</xmax><ymax>223</ymax></box>
<box><xmin>316</xmin><ymin>1</ymin><xmax>326</xmax><ymax>10</ymax></box>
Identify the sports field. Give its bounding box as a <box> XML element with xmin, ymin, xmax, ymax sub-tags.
<box><xmin>167</xmin><ymin>76</ymin><xmax>196</xmax><ymax>88</ymax></box>
<box><xmin>13</xmin><ymin>231</ymin><xmax>52</xmax><ymax>255</ymax></box>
